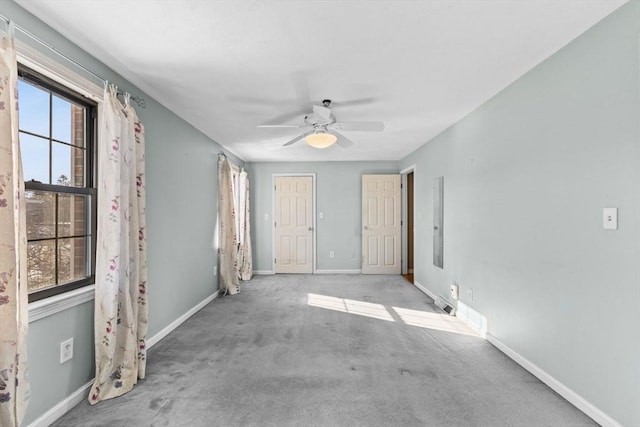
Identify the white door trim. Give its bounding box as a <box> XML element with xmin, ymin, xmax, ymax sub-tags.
<box><xmin>400</xmin><ymin>165</ymin><xmax>415</xmax><ymax>275</ymax></box>
<box><xmin>272</xmin><ymin>173</ymin><xmax>317</xmax><ymax>274</ymax></box>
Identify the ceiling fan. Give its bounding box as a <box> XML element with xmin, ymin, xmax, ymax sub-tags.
<box><xmin>258</xmin><ymin>99</ymin><xmax>384</xmax><ymax>148</ymax></box>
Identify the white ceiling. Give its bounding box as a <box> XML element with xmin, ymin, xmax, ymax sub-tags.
<box><xmin>17</xmin><ymin>0</ymin><xmax>625</xmax><ymax>162</ymax></box>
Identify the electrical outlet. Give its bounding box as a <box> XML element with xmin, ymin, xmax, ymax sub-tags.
<box><xmin>450</xmin><ymin>284</ymin><xmax>459</xmax><ymax>300</ymax></box>
<box><xmin>319</xmin><ymin>212</ymin><xmax>324</xmax><ymax>219</ymax></box>
<box><xmin>465</xmin><ymin>288</ymin><xmax>473</xmax><ymax>301</ymax></box>
<box><xmin>60</xmin><ymin>338</ymin><xmax>73</xmax><ymax>364</ymax></box>
<box><xmin>264</xmin><ymin>213</ymin><xmax>268</xmax><ymax>221</ymax></box>
<box><xmin>214</xmin><ymin>266</ymin><xmax>217</xmax><ymax>276</ymax></box>
<box><xmin>329</xmin><ymin>251</ymin><xmax>335</xmax><ymax>258</ymax></box>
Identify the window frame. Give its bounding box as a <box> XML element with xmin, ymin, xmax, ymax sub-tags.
<box><xmin>18</xmin><ymin>64</ymin><xmax>98</xmax><ymax>303</ymax></box>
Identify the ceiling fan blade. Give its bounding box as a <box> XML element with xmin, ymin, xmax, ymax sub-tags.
<box><xmin>258</xmin><ymin>124</ymin><xmax>309</xmax><ymax>128</ymax></box>
<box><xmin>261</xmin><ymin>107</ymin><xmax>310</xmax><ymax>125</ymax></box>
<box><xmin>330</xmin><ymin>130</ymin><xmax>354</xmax><ymax>148</ymax></box>
<box><xmin>227</xmin><ymin>95</ymin><xmax>284</xmax><ymax>107</ymax></box>
<box><xmin>283</xmin><ymin>130</ymin><xmax>314</xmax><ymax>146</ymax></box>
<box><xmin>333</xmin><ymin>121</ymin><xmax>384</xmax><ymax>132</ymax></box>
<box><xmin>292</xmin><ymin>71</ymin><xmax>311</xmax><ymax>107</ymax></box>
<box><xmin>334</xmin><ymin>97</ymin><xmax>377</xmax><ymax>107</ymax></box>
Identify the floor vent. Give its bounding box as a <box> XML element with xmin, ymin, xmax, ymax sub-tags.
<box><xmin>434</xmin><ymin>297</ymin><xmax>456</xmax><ymax>316</ymax></box>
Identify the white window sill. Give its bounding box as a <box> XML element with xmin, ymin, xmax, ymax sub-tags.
<box><xmin>28</xmin><ymin>285</ymin><xmax>95</xmax><ymax>323</ymax></box>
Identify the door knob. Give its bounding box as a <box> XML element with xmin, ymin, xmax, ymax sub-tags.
<box><xmin>363</xmin><ymin>226</ymin><xmax>369</xmax><ymax>230</ymax></box>
<box><xmin>308</xmin><ymin>227</ymin><xmax>314</xmax><ymax>231</ymax></box>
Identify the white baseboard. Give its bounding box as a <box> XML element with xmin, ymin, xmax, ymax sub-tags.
<box><xmin>28</xmin><ymin>291</ymin><xmax>219</xmax><ymax>427</ymax></box>
<box><xmin>254</xmin><ymin>270</ymin><xmax>363</xmax><ymax>275</ymax></box>
<box><xmin>28</xmin><ymin>380</ymin><xmax>93</xmax><ymax>427</ymax></box>
<box><xmin>315</xmin><ymin>269</ymin><xmax>362</xmax><ymax>274</ymax></box>
<box><xmin>486</xmin><ymin>334</ymin><xmax>621</xmax><ymax>427</ymax></box>
<box><xmin>413</xmin><ymin>280</ymin><xmax>438</xmax><ymax>301</ymax></box>
<box><xmin>147</xmin><ymin>290</ymin><xmax>218</xmax><ymax>349</ymax></box>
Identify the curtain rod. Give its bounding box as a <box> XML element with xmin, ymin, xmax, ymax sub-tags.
<box><xmin>0</xmin><ymin>13</ymin><xmax>146</xmax><ymax>108</ymax></box>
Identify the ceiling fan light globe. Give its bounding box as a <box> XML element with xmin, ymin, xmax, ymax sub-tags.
<box><xmin>305</xmin><ymin>133</ymin><xmax>337</xmax><ymax>148</ymax></box>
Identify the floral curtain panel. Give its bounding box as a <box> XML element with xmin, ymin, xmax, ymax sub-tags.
<box><xmin>89</xmin><ymin>86</ymin><xmax>148</xmax><ymax>404</ymax></box>
<box><xmin>218</xmin><ymin>156</ymin><xmax>252</xmax><ymax>293</ymax></box>
<box><xmin>0</xmin><ymin>23</ymin><xmax>30</xmax><ymax>426</ymax></box>
<box><xmin>218</xmin><ymin>156</ymin><xmax>240</xmax><ymax>295</ymax></box>
<box><xmin>238</xmin><ymin>169</ymin><xmax>252</xmax><ymax>281</ymax></box>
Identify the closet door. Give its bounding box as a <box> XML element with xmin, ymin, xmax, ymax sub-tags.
<box><xmin>274</xmin><ymin>176</ymin><xmax>313</xmax><ymax>273</ymax></box>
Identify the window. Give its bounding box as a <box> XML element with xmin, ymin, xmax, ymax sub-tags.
<box><xmin>18</xmin><ymin>65</ymin><xmax>97</xmax><ymax>302</ymax></box>
<box><xmin>229</xmin><ymin>164</ymin><xmax>247</xmax><ymax>246</ymax></box>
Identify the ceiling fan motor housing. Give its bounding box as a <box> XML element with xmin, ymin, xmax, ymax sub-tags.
<box><xmin>305</xmin><ymin>103</ymin><xmax>336</xmax><ymax>127</ymax></box>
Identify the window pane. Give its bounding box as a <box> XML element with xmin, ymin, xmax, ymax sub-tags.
<box><xmin>58</xmin><ymin>237</ymin><xmax>87</xmax><ymax>284</ymax></box>
<box><xmin>58</xmin><ymin>194</ymin><xmax>87</xmax><ymax>237</ymax></box>
<box><xmin>25</xmin><ymin>191</ymin><xmax>56</xmax><ymax>240</ymax></box>
<box><xmin>52</xmin><ymin>95</ymin><xmax>71</xmax><ymax>143</ymax></box>
<box><xmin>27</xmin><ymin>240</ymin><xmax>56</xmax><ymax>292</ymax></box>
<box><xmin>52</xmin><ymin>142</ymin><xmax>84</xmax><ymax>187</ymax></box>
<box><xmin>18</xmin><ymin>80</ymin><xmax>50</xmax><ymax>137</ymax></box>
<box><xmin>20</xmin><ymin>133</ymin><xmax>50</xmax><ymax>184</ymax></box>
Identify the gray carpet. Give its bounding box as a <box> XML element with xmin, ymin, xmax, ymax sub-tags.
<box><xmin>53</xmin><ymin>274</ymin><xmax>596</xmax><ymax>426</ymax></box>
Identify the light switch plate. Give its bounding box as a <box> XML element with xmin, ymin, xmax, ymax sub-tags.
<box><xmin>603</xmin><ymin>208</ymin><xmax>617</xmax><ymax>230</ymax></box>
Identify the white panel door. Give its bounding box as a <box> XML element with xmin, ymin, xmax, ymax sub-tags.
<box><xmin>275</xmin><ymin>176</ymin><xmax>313</xmax><ymax>273</ymax></box>
<box><xmin>362</xmin><ymin>174</ymin><xmax>401</xmax><ymax>274</ymax></box>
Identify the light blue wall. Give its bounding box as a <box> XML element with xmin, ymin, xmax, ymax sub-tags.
<box><xmin>400</xmin><ymin>3</ymin><xmax>640</xmax><ymax>426</ymax></box>
<box><xmin>7</xmin><ymin>0</ymin><xmax>639</xmax><ymax>424</ymax></box>
<box><xmin>2</xmin><ymin>2</ymin><xmax>237</xmax><ymax>424</ymax></box>
<box><xmin>247</xmin><ymin>161</ymin><xmax>399</xmax><ymax>272</ymax></box>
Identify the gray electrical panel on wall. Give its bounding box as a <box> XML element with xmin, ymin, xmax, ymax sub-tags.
<box><xmin>433</xmin><ymin>176</ymin><xmax>444</xmax><ymax>268</ymax></box>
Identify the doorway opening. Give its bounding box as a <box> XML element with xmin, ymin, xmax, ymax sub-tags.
<box><xmin>401</xmin><ymin>166</ymin><xmax>415</xmax><ymax>283</ymax></box>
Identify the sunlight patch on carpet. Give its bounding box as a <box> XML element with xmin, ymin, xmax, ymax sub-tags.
<box><xmin>307</xmin><ymin>293</ymin><xmax>480</xmax><ymax>337</ymax></box>
<box><xmin>392</xmin><ymin>306</ymin><xmax>478</xmax><ymax>336</ymax></box>
<box><xmin>307</xmin><ymin>293</ymin><xmax>395</xmax><ymax>322</ymax></box>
